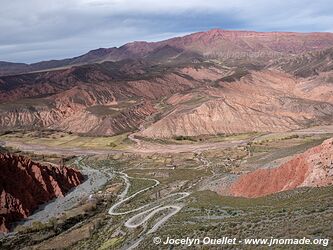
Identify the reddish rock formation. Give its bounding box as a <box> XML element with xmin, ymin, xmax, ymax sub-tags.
<box><xmin>1</xmin><ymin>29</ymin><xmax>333</xmax><ymax>137</ymax></box>
<box><xmin>2</xmin><ymin>28</ymin><xmax>333</xmax><ymax>76</ymax></box>
<box><xmin>139</xmin><ymin>70</ymin><xmax>333</xmax><ymax>138</ymax></box>
<box><xmin>0</xmin><ymin>62</ymin><xmax>199</xmax><ymax>136</ymax></box>
<box><xmin>0</xmin><ymin>153</ymin><xmax>84</xmax><ymax>233</ymax></box>
<box><xmin>229</xmin><ymin>138</ymin><xmax>333</xmax><ymax>198</ymax></box>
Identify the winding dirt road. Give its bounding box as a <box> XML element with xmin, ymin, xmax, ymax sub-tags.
<box><xmin>108</xmin><ymin>172</ymin><xmax>160</xmax><ymax>216</ymax></box>
<box><xmin>108</xmin><ymin>171</ymin><xmax>189</xmax><ymax>249</ymax></box>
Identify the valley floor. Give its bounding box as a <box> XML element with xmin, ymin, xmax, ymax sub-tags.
<box><xmin>0</xmin><ymin>125</ymin><xmax>332</xmax><ymax>249</ymax></box>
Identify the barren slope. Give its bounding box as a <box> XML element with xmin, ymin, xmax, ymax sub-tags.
<box><xmin>2</xmin><ymin>29</ymin><xmax>333</xmax><ymax>76</ymax></box>
<box><xmin>1</xmin><ymin>30</ymin><xmax>333</xmax><ymax>137</ymax></box>
<box><xmin>229</xmin><ymin>138</ymin><xmax>333</xmax><ymax>197</ymax></box>
<box><xmin>139</xmin><ymin>70</ymin><xmax>333</xmax><ymax>138</ymax></box>
<box><xmin>0</xmin><ymin>61</ymin><xmax>202</xmax><ymax>135</ymax></box>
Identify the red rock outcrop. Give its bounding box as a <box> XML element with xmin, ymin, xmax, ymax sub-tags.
<box><xmin>229</xmin><ymin>138</ymin><xmax>333</xmax><ymax>198</ymax></box>
<box><xmin>0</xmin><ymin>153</ymin><xmax>84</xmax><ymax>233</ymax></box>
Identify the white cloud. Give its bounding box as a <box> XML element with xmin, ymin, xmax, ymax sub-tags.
<box><xmin>0</xmin><ymin>0</ymin><xmax>332</xmax><ymax>62</ymax></box>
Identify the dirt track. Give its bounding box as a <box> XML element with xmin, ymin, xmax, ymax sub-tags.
<box><xmin>2</xmin><ymin>125</ymin><xmax>333</xmax><ymax>156</ymax></box>
<box><xmin>108</xmin><ymin>171</ymin><xmax>189</xmax><ymax>250</ymax></box>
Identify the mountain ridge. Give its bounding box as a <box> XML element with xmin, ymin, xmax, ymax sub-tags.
<box><xmin>1</xmin><ymin>28</ymin><xmax>333</xmax><ymax>76</ymax></box>
<box><xmin>1</xmin><ymin>29</ymin><xmax>333</xmax><ymax>137</ymax></box>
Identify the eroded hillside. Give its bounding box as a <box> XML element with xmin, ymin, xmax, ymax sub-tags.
<box><xmin>0</xmin><ymin>153</ymin><xmax>84</xmax><ymax>232</ymax></box>
<box><xmin>1</xmin><ymin>29</ymin><xmax>333</xmax><ymax>138</ymax></box>
<box><xmin>229</xmin><ymin>137</ymin><xmax>333</xmax><ymax>197</ymax></box>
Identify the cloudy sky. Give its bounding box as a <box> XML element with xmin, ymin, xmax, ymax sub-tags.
<box><xmin>1</xmin><ymin>0</ymin><xmax>332</xmax><ymax>63</ymax></box>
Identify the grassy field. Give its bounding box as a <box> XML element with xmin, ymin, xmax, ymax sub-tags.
<box><xmin>136</xmin><ymin>132</ymin><xmax>259</xmax><ymax>145</ymax></box>
<box><xmin>192</xmin><ymin>132</ymin><xmax>259</xmax><ymax>143</ymax></box>
<box><xmin>141</xmin><ymin>187</ymin><xmax>333</xmax><ymax>249</ymax></box>
<box><xmin>127</xmin><ymin>178</ymin><xmax>157</xmax><ymax>196</ymax></box>
<box><xmin>0</xmin><ymin>130</ymin><xmax>130</xmax><ymax>150</ymax></box>
<box><xmin>243</xmin><ymin>134</ymin><xmax>332</xmax><ymax>171</ymax></box>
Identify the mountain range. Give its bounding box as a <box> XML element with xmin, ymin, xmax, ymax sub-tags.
<box><xmin>1</xmin><ymin>29</ymin><xmax>333</xmax><ymax>137</ymax></box>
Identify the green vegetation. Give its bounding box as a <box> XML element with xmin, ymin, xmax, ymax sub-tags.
<box><xmin>127</xmin><ymin>178</ymin><xmax>157</xmax><ymax>196</ymax></box>
<box><xmin>126</xmin><ymin>168</ymin><xmax>210</xmax><ymax>185</ymax></box>
<box><xmin>245</xmin><ymin>134</ymin><xmax>332</xmax><ymax>168</ymax></box>
<box><xmin>97</xmin><ymin>237</ymin><xmax>124</xmax><ymax>250</ymax></box>
<box><xmin>2</xmin><ymin>130</ymin><xmax>332</xmax><ymax>250</ymax></box>
<box><xmin>0</xmin><ymin>130</ymin><xmax>130</xmax><ymax>150</ymax></box>
<box><xmin>174</xmin><ymin>135</ymin><xmax>198</xmax><ymax>141</ymax></box>
<box><xmin>138</xmin><ymin>132</ymin><xmax>259</xmax><ymax>145</ymax></box>
<box><xmin>141</xmin><ymin>187</ymin><xmax>333</xmax><ymax>249</ymax></box>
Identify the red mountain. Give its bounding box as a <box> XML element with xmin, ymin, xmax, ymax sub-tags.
<box><xmin>0</xmin><ymin>153</ymin><xmax>84</xmax><ymax>232</ymax></box>
<box><xmin>229</xmin><ymin>138</ymin><xmax>333</xmax><ymax>198</ymax></box>
<box><xmin>1</xmin><ymin>29</ymin><xmax>333</xmax><ymax>137</ymax></box>
<box><xmin>1</xmin><ymin>29</ymin><xmax>333</xmax><ymax>76</ymax></box>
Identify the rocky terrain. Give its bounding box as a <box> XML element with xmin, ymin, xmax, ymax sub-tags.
<box><xmin>230</xmin><ymin>138</ymin><xmax>333</xmax><ymax>198</ymax></box>
<box><xmin>272</xmin><ymin>47</ymin><xmax>333</xmax><ymax>78</ymax></box>
<box><xmin>0</xmin><ymin>153</ymin><xmax>84</xmax><ymax>232</ymax></box>
<box><xmin>1</xmin><ymin>29</ymin><xmax>333</xmax><ymax>76</ymax></box>
<box><xmin>0</xmin><ymin>66</ymin><xmax>198</xmax><ymax>135</ymax></box>
<box><xmin>139</xmin><ymin>70</ymin><xmax>333</xmax><ymax>137</ymax></box>
<box><xmin>1</xmin><ymin>28</ymin><xmax>333</xmax><ymax>249</ymax></box>
<box><xmin>1</xmin><ymin>29</ymin><xmax>333</xmax><ymax>137</ymax></box>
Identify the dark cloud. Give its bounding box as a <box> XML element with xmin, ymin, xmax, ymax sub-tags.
<box><xmin>0</xmin><ymin>0</ymin><xmax>332</xmax><ymax>63</ymax></box>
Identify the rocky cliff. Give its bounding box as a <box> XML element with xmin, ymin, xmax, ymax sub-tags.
<box><xmin>229</xmin><ymin>138</ymin><xmax>333</xmax><ymax>198</ymax></box>
<box><xmin>0</xmin><ymin>153</ymin><xmax>84</xmax><ymax>232</ymax></box>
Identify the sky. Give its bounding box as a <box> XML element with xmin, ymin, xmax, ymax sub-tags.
<box><xmin>1</xmin><ymin>0</ymin><xmax>332</xmax><ymax>63</ymax></box>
